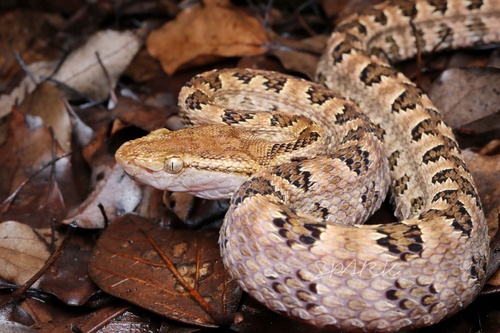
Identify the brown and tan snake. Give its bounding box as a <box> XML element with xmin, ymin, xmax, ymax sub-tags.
<box><xmin>115</xmin><ymin>0</ymin><xmax>500</xmax><ymax>331</ymax></box>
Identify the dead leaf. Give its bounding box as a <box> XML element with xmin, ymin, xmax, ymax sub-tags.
<box><xmin>0</xmin><ymin>221</ymin><xmax>51</xmax><ymax>287</ymax></box>
<box><xmin>147</xmin><ymin>0</ymin><xmax>269</xmax><ymax>75</ymax></box>
<box><xmin>111</xmin><ymin>97</ymin><xmax>176</xmax><ymax>132</ymax></box>
<box><xmin>429</xmin><ymin>67</ymin><xmax>500</xmax><ymax>129</ymax></box>
<box><xmin>320</xmin><ymin>0</ymin><xmax>383</xmax><ymax>22</ymax></box>
<box><xmin>134</xmin><ymin>187</ymin><xmax>178</xmax><ymax>225</ymax></box>
<box><xmin>89</xmin><ymin>214</ymin><xmax>241</xmax><ymax>327</ymax></box>
<box><xmin>463</xmin><ymin>150</ymin><xmax>500</xmax><ymax>288</ymax></box>
<box><xmin>0</xmin><ymin>9</ymin><xmax>64</xmax><ymax>91</ymax></box>
<box><xmin>270</xmin><ymin>34</ymin><xmax>327</xmax><ymax>79</ymax></box>
<box><xmin>463</xmin><ymin>150</ymin><xmax>500</xmax><ymax>240</ymax></box>
<box><xmin>0</xmin><ymin>30</ymin><xmax>142</xmax><ymax>118</ymax></box>
<box><xmin>52</xmin><ymin>29</ymin><xmax>142</xmax><ymax>101</ymax></box>
<box><xmin>63</xmin><ymin>163</ymin><xmax>142</xmax><ymax>228</ymax></box>
<box><xmin>165</xmin><ymin>193</ymin><xmax>229</xmax><ymax>228</ymax></box>
<box><xmin>0</xmin><ymin>109</ymin><xmax>71</xmax><ymax>227</ymax></box>
<box><xmin>0</xmin><ymin>321</ymin><xmax>37</xmax><ymax>333</ymax></box>
<box><xmin>37</xmin><ymin>233</ymin><xmax>100</xmax><ymax>306</ymax></box>
<box><xmin>18</xmin><ymin>82</ymin><xmax>71</xmax><ymax>152</ymax></box>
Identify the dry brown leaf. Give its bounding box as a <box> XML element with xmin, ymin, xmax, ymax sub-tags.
<box><xmin>18</xmin><ymin>82</ymin><xmax>71</xmax><ymax>152</ymax></box>
<box><xmin>89</xmin><ymin>214</ymin><xmax>241</xmax><ymax>327</ymax></box>
<box><xmin>463</xmin><ymin>150</ymin><xmax>500</xmax><ymax>287</ymax></box>
<box><xmin>0</xmin><ymin>109</ymin><xmax>70</xmax><ymax>227</ymax></box>
<box><xmin>37</xmin><ymin>233</ymin><xmax>100</xmax><ymax>306</ymax></box>
<box><xmin>0</xmin><ymin>221</ymin><xmax>51</xmax><ymax>287</ymax></box>
<box><xmin>111</xmin><ymin>97</ymin><xmax>176</xmax><ymax>132</ymax></box>
<box><xmin>147</xmin><ymin>0</ymin><xmax>269</xmax><ymax>75</ymax></box>
<box><xmin>0</xmin><ymin>9</ymin><xmax>64</xmax><ymax>90</ymax></box>
<box><xmin>0</xmin><ymin>61</ymin><xmax>57</xmax><ymax>119</ymax></box>
<box><xmin>463</xmin><ymin>150</ymin><xmax>500</xmax><ymax>240</ymax></box>
<box><xmin>429</xmin><ymin>67</ymin><xmax>500</xmax><ymax>129</ymax></box>
<box><xmin>270</xmin><ymin>34</ymin><xmax>328</xmax><ymax>79</ymax></box>
<box><xmin>63</xmin><ymin>163</ymin><xmax>142</xmax><ymax>228</ymax></box>
<box><xmin>0</xmin><ymin>30</ymin><xmax>142</xmax><ymax>118</ymax></box>
<box><xmin>321</xmin><ymin>0</ymin><xmax>383</xmax><ymax>21</ymax></box>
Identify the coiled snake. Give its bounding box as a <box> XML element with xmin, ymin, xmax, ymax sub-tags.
<box><xmin>115</xmin><ymin>0</ymin><xmax>500</xmax><ymax>331</ymax></box>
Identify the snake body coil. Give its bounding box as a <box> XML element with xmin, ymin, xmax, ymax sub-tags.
<box><xmin>116</xmin><ymin>0</ymin><xmax>500</xmax><ymax>331</ymax></box>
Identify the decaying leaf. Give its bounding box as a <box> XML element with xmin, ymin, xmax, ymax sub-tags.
<box><xmin>0</xmin><ymin>29</ymin><xmax>142</xmax><ymax>118</ymax></box>
<box><xmin>52</xmin><ymin>29</ymin><xmax>142</xmax><ymax>101</ymax></box>
<box><xmin>18</xmin><ymin>82</ymin><xmax>71</xmax><ymax>152</ymax></box>
<box><xmin>63</xmin><ymin>163</ymin><xmax>142</xmax><ymax>228</ymax></box>
<box><xmin>0</xmin><ymin>109</ymin><xmax>70</xmax><ymax>227</ymax></box>
<box><xmin>37</xmin><ymin>233</ymin><xmax>100</xmax><ymax>306</ymax></box>
<box><xmin>463</xmin><ymin>150</ymin><xmax>500</xmax><ymax>239</ymax></box>
<box><xmin>0</xmin><ymin>9</ymin><xmax>64</xmax><ymax>93</ymax></box>
<box><xmin>89</xmin><ymin>214</ymin><xmax>241</xmax><ymax>327</ymax></box>
<box><xmin>147</xmin><ymin>0</ymin><xmax>269</xmax><ymax>75</ymax></box>
<box><xmin>429</xmin><ymin>67</ymin><xmax>500</xmax><ymax>129</ymax></box>
<box><xmin>270</xmin><ymin>34</ymin><xmax>327</xmax><ymax>79</ymax></box>
<box><xmin>462</xmin><ymin>149</ymin><xmax>500</xmax><ymax>288</ymax></box>
<box><xmin>0</xmin><ymin>221</ymin><xmax>51</xmax><ymax>287</ymax></box>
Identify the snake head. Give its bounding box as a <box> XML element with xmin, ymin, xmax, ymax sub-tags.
<box><xmin>115</xmin><ymin>126</ymin><xmax>254</xmax><ymax>200</ymax></box>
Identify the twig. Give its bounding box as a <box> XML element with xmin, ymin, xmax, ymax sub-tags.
<box><xmin>41</xmin><ymin>76</ymin><xmax>96</xmax><ymax>105</ymax></box>
<box><xmin>95</xmin><ymin>51</ymin><xmax>118</xmax><ymax>108</ymax></box>
<box><xmin>14</xmin><ymin>51</ymin><xmax>37</xmax><ymax>85</ymax></box>
<box><xmin>1</xmin><ymin>152</ymin><xmax>71</xmax><ymax>213</ymax></box>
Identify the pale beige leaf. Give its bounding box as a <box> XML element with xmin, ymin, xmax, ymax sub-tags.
<box><xmin>52</xmin><ymin>30</ymin><xmax>142</xmax><ymax>101</ymax></box>
<box><xmin>63</xmin><ymin>163</ymin><xmax>142</xmax><ymax>228</ymax></box>
<box><xmin>18</xmin><ymin>82</ymin><xmax>72</xmax><ymax>152</ymax></box>
<box><xmin>0</xmin><ymin>30</ymin><xmax>142</xmax><ymax>119</ymax></box>
<box><xmin>0</xmin><ymin>221</ymin><xmax>50</xmax><ymax>287</ymax></box>
<box><xmin>0</xmin><ymin>61</ymin><xmax>56</xmax><ymax>119</ymax></box>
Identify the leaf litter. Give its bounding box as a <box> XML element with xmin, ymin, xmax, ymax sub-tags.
<box><xmin>0</xmin><ymin>1</ymin><xmax>498</xmax><ymax>332</ymax></box>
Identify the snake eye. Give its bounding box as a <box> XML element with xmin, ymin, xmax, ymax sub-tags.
<box><xmin>165</xmin><ymin>157</ymin><xmax>183</xmax><ymax>174</ymax></box>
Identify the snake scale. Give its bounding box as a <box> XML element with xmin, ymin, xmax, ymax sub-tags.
<box><xmin>115</xmin><ymin>0</ymin><xmax>500</xmax><ymax>331</ymax></box>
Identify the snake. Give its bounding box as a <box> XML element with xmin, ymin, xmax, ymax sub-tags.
<box><xmin>115</xmin><ymin>0</ymin><xmax>500</xmax><ymax>331</ymax></box>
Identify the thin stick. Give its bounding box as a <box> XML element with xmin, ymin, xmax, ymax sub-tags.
<box><xmin>1</xmin><ymin>152</ymin><xmax>71</xmax><ymax>212</ymax></box>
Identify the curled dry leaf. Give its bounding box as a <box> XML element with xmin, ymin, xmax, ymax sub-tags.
<box><xmin>429</xmin><ymin>67</ymin><xmax>500</xmax><ymax>129</ymax></box>
<box><xmin>147</xmin><ymin>0</ymin><xmax>269</xmax><ymax>75</ymax></box>
<box><xmin>0</xmin><ymin>30</ymin><xmax>142</xmax><ymax>118</ymax></box>
<box><xmin>89</xmin><ymin>214</ymin><xmax>241</xmax><ymax>327</ymax></box>
<box><xmin>63</xmin><ymin>163</ymin><xmax>142</xmax><ymax>228</ymax></box>
<box><xmin>0</xmin><ymin>221</ymin><xmax>51</xmax><ymax>287</ymax></box>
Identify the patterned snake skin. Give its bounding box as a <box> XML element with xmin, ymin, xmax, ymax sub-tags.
<box><xmin>115</xmin><ymin>0</ymin><xmax>500</xmax><ymax>331</ymax></box>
